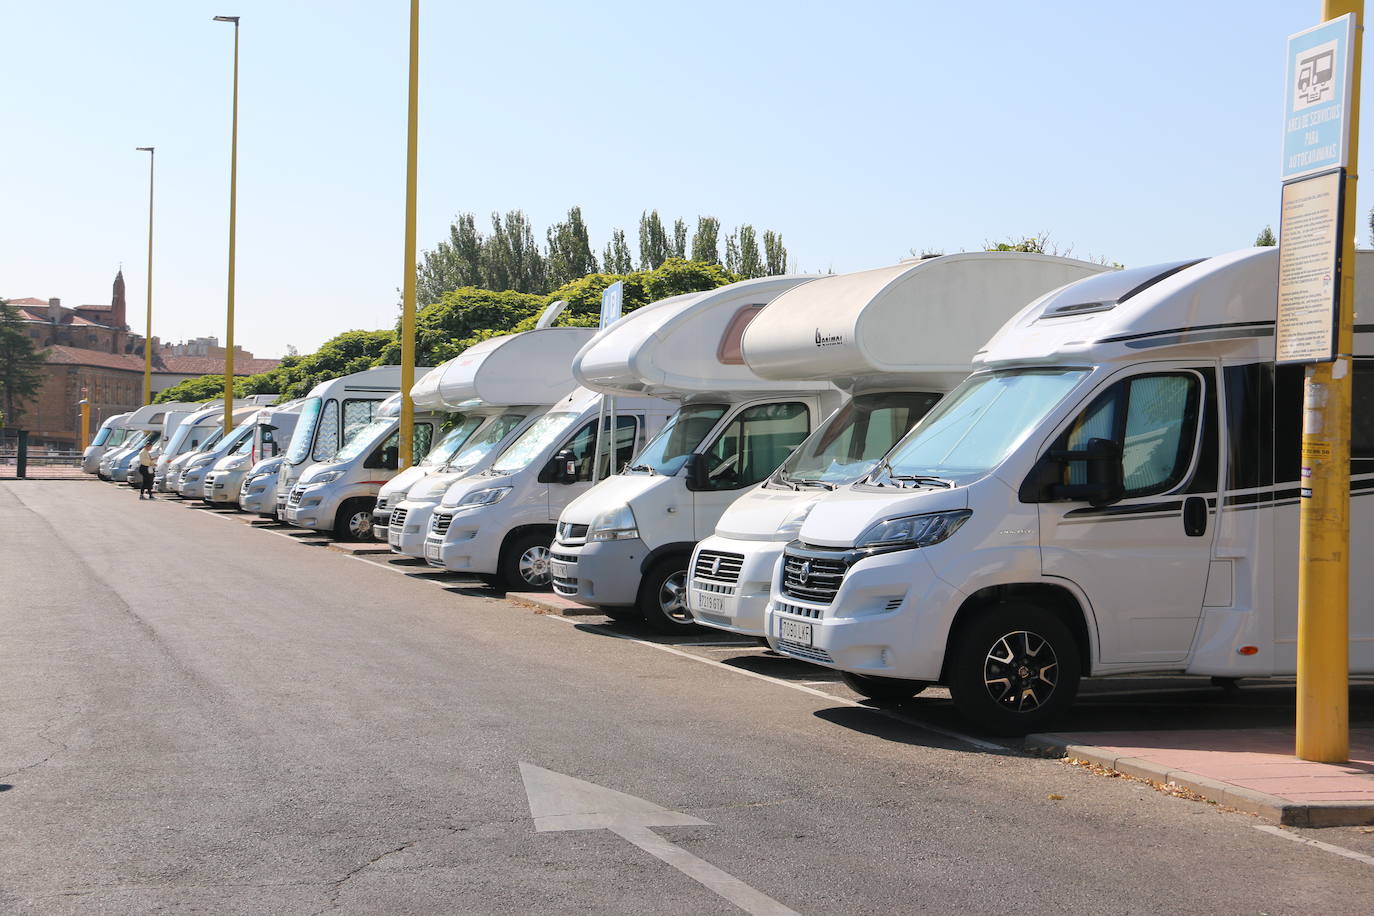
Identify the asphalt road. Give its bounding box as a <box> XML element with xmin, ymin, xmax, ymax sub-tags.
<box><xmin>5</xmin><ymin>480</ymin><xmax>1374</xmax><ymax>915</ymax></box>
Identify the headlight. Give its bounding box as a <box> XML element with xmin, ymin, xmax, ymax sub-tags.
<box><xmin>854</xmin><ymin>509</ymin><xmax>972</xmax><ymax>553</ymax></box>
<box><xmin>456</xmin><ymin>486</ymin><xmax>512</xmax><ymax>508</ymax></box>
<box><xmin>589</xmin><ymin>504</ymin><xmax>638</xmax><ymax>541</ymax></box>
<box><xmin>225</xmin><ymin>455</ymin><xmax>251</xmax><ymax>470</ymax></box>
<box><xmin>775</xmin><ymin>501</ymin><xmax>817</xmax><ymax>537</ymax></box>
<box><xmin>311</xmin><ymin>470</ymin><xmax>345</xmax><ymax>485</ymax></box>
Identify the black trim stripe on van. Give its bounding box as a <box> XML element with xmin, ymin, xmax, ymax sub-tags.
<box><xmin>1096</xmin><ymin>320</ymin><xmax>1275</xmax><ymax>347</ymax></box>
<box><xmin>1060</xmin><ymin>477</ymin><xmax>1374</xmax><ymax>520</ymax></box>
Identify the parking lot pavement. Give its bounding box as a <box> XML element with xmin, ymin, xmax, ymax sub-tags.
<box><xmin>10</xmin><ymin>480</ymin><xmax>1374</xmax><ymax>915</ymax></box>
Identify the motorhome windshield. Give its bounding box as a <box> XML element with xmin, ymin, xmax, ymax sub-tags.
<box><xmin>285</xmin><ymin>397</ymin><xmax>323</xmax><ymax>465</ymax></box>
<box><xmin>91</xmin><ymin>426</ymin><xmax>114</xmax><ymax>447</ymax></box>
<box><xmin>490</xmin><ymin>411</ymin><xmax>579</xmax><ymax>474</ymax></box>
<box><xmin>420</xmin><ymin>416</ymin><xmax>484</xmax><ymax>468</ymax></box>
<box><xmin>869</xmin><ymin>369</ymin><xmax>1088</xmax><ymax>487</ymax></box>
<box><xmin>106</xmin><ymin>428</ymin><xmax>131</xmax><ymax>448</ymax></box>
<box><xmin>197</xmin><ymin>429</ymin><xmax>225</xmax><ymax>452</ymax></box>
<box><xmin>446</xmin><ymin>413</ymin><xmax>528</xmax><ymax>471</ymax></box>
<box><xmin>627</xmin><ymin>404</ymin><xmax>726</xmax><ymax>475</ymax></box>
<box><xmin>334</xmin><ymin>418</ymin><xmax>394</xmax><ymax>463</ymax></box>
<box><xmin>773</xmin><ymin>391</ymin><xmax>941</xmax><ymax>490</ymax></box>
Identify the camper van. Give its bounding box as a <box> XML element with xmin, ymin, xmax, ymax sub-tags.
<box><xmin>688</xmin><ymin>254</ymin><xmax>1109</xmax><ymax>641</ymax></box>
<box><xmin>177</xmin><ymin>415</ymin><xmax>261</xmax><ymax>499</ymax></box>
<box><xmin>155</xmin><ymin>407</ymin><xmax>224</xmax><ymax>491</ymax></box>
<box><xmin>275</xmin><ymin>367</ymin><xmax>407</xmax><ymax>520</ymax></box>
<box><xmin>765</xmin><ymin>247</ymin><xmax>1374</xmax><ymax>734</ymax></box>
<box><xmin>283</xmin><ymin>393</ymin><xmax>444</xmax><ymax>539</ymax></box>
<box><xmin>239</xmin><ymin>456</ymin><xmax>284</xmax><ymax>517</ymax></box>
<box><xmin>203</xmin><ymin>400</ymin><xmax>303</xmax><ymax>506</ymax></box>
<box><xmin>424</xmin><ymin>386</ymin><xmax>675</xmax><ymax>589</ymax></box>
<box><xmin>97</xmin><ymin>402</ymin><xmax>197</xmax><ymax>480</ymax></box>
<box><xmin>380</xmin><ymin>327</ymin><xmax>597</xmax><ymax>553</ymax></box>
<box><xmin>548</xmin><ymin>277</ymin><xmax>834</xmax><ymax>632</ymax></box>
<box><xmin>82</xmin><ymin>412</ymin><xmax>133</xmax><ymax>474</ymax></box>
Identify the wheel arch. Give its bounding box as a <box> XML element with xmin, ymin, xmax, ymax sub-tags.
<box><xmin>501</xmin><ymin>524</ymin><xmax>556</xmax><ymax>559</ymax></box>
<box><xmin>639</xmin><ymin>541</ymin><xmax>697</xmax><ymax>576</ymax></box>
<box><xmin>939</xmin><ymin>582</ymin><xmax>1096</xmax><ymax>683</ymax></box>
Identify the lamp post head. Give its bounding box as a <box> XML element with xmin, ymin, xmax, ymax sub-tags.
<box><xmin>136</xmin><ymin>146</ymin><xmax>154</xmax><ymax>153</ymax></box>
<box><xmin>213</xmin><ymin>15</ymin><xmax>240</xmax><ymax>23</ymax></box>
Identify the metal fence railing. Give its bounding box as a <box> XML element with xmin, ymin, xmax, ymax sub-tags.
<box><xmin>0</xmin><ymin>430</ymin><xmax>88</xmax><ymax>479</ymax></box>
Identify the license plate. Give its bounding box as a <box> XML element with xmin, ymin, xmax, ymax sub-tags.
<box><xmin>389</xmin><ymin>529</ymin><xmax>402</xmax><ymax>548</ymax></box>
<box><xmin>285</xmin><ymin>509</ymin><xmax>298</xmax><ymax>523</ymax></box>
<box><xmin>693</xmin><ymin>590</ymin><xmax>725</xmax><ymax>613</ymax></box>
<box><xmin>779</xmin><ymin>618</ymin><xmax>812</xmax><ymax>646</ymax></box>
<box><xmin>426</xmin><ymin>542</ymin><xmax>441</xmax><ymax>562</ymax></box>
<box><xmin>549</xmin><ymin>560</ymin><xmax>573</xmax><ymax>579</ymax></box>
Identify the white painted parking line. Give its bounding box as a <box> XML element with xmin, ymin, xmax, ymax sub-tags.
<box><xmin>1255</xmin><ymin>825</ymin><xmax>1374</xmax><ymax>867</ymax></box>
<box><xmin>541</xmin><ymin>615</ymin><xmax>1003</xmax><ymax>752</ymax></box>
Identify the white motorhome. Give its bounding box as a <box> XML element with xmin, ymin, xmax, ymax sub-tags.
<box><xmin>154</xmin><ymin>406</ymin><xmax>224</xmax><ymax>490</ymax></box>
<box><xmin>97</xmin><ymin>402</ymin><xmax>197</xmax><ymax>480</ymax></box>
<box><xmin>283</xmin><ymin>392</ymin><xmax>444</xmax><ymax>539</ymax></box>
<box><xmin>275</xmin><ymin>367</ymin><xmax>408</xmax><ymax>520</ymax></box>
<box><xmin>689</xmin><ymin>254</ymin><xmax>1109</xmax><ymax>640</ymax></box>
<box><xmin>82</xmin><ymin>412</ymin><xmax>133</xmax><ymax>474</ymax></box>
<box><xmin>548</xmin><ymin>276</ymin><xmax>834</xmax><ymax>631</ymax></box>
<box><xmin>424</xmin><ymin>386</ymin><xmax>675</xmax><ymax>589</ymax></box>
<box><xmin>239</xmin><ymin>455</ymin><xmax>284</xmax><ymax>517</ymax></box>
<box><xmin>204</xmin><ymin>400</ymin><xmax>304</xmax><ymax>506</ymax></box>
<box><xmin>381</xmin><ymin>327</ymin><xmax>596</xmax><ymax>552</ymax></box>
<box><xmin>765</xmin><ymin>247</ymin><xmax>1374</xmax><ymax>734</ymax></box>
<box><xmin>177</xmin><ymin>414</ymin><xmax>262</xmax><ymax>499</ymax></box>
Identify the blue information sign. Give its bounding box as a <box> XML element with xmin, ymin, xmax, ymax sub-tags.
<box><xmin>1283</xmin><ymin>14</ymin><xmax>1355</xmax><ymax>181</ymax></box>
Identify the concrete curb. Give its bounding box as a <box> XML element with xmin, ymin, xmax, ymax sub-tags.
<box><xmin>505</xmin><ymin>591</ymin><xmax>603</xmax><ymax>617</ymax></box>
<box><xmin>327</xmin><ymin>541</ymin><xmax>394</xmax><ymax>556</ymax></box>
<box><xmin>1026</xmin><ymin>733</ymin><xmax>1374</xmax><ymax>828</ymax></box>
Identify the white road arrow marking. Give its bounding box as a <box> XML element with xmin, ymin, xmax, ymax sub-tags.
<box><xmin>519</xmin><ymin>763</ymin><xmax>801</xmax><ymax>916</ymax></box>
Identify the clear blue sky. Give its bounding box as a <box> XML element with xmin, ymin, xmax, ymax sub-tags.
<box><xmin>1</xmin><ymin>1</ymin><xmax>1360</xmax><ymax>358</ymax></box>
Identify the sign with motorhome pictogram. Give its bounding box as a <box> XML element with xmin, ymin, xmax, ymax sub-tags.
<box><xmin>1282</xmin><ymin>14</ymin><xmax>1355</xmax><ymax>181</ymax></box>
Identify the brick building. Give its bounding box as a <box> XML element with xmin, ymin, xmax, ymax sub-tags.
<box><xmin>4</xmin><ymin>270</ymin><xmax>280</xmax><ymax>449</ymax></box>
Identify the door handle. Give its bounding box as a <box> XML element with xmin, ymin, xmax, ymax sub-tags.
<box><xmin>1183</xmin><ymin>496</ymin><xmax>1208</xmax><ymax>537</ymax></box>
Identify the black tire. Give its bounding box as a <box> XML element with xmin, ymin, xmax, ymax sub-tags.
<box><xmin>497</xmin><ymin>531</ymin><xmax>554</xmax><ymax>591</ymax></box>
<box><xmin>333</xmin><ymin>497</ymin><xmax>375</xmax><ymax>542</ymax></box>
<box><xmin>636</xmin><ymin>559</ymin><xmax>699</xmax><ymax>634</ymax></box>
<box><xmin>948</xmin><ymin>602</ymin><xmax>1081</xmax><ymax>735</ymax></box>
<box><xmin>840</xmin><ymin>671</ymin><xmax>928</xmax><ymax>703</ymax></box>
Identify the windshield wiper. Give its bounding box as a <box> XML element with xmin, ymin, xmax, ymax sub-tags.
<box><xmin>791</xmin><ymin>478</ymin><xmax>835</xmax><ymax>490</ymax></box>
<box><xmin>888</xmin><ymin>474</ymin><xmax>953</xmax><ymax>489</ymax></box>
<box><xmin>628</xmin><ymin>463</ymin><xmax>656</xmax><ymax>475</ymax></box>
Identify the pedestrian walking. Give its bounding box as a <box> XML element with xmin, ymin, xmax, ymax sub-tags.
<box><xmin>137</xmin><ymin>441</ymin><xmax>156</xmax><ymax>499</ymax></box>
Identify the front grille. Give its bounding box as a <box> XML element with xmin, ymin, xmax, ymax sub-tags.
<box><xmin>775</xmin><ymin>600</ymin><xmax>822</xmax><ymax>620</ymax></box>
<box><xmin>781</xmin><ymin>553</ymin><xmax>847</xmax><ymax>604</ymax></box>
<box><xmin>288</xmin><ymin>487</ymin><xmax>304</xmax><ymax>508</ymax></box>
<box><xmin>552</xmin><ymin>576</ymin><xmax>578</xmax><ymax>595</ymax></box>
<box><xmin>777</xmin><ymin>640</ymin><xmax>833</xmax><ymax>664</ymax></box>
<box><xmin>693</xmin><ymin>550</ymin><xmax>744</xmax><ymax>585</ymax></box>
<box><xmin>390</xmin><ymin>507</ymin><xmax>408</xmax><ymax>529</ymax></box>
<box><xmin>557</xmin><ymin>522</ymin><xmax>588</xmax><ymax>542</ymax></box>
<box><xmin>692</xmin><ymin>579</ymin><xmax>736</xmax><ymax>596</ymax></box>
<box><xmin>431</xmin><ymin>511</ymin><xmax>453</xmax><ymax>536</ymax></box>
<box><xmin>551</xmin><ymin>552</ymin><xmax>578</xmax><ymax>565</ymax></box>
<box><xmin>376</xmin><ymin>496</ymin><xmax>389</xmax><ymax>512</ymax></box>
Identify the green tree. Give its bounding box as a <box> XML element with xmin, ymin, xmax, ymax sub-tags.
<box><xmin>763</xmin><ymin>230</ymin><xmax>788</xmax><ymax>275</ymax></box>
<box><xmin>736</xmin><ymin>225</ymin><xmax>763</xmax><ymax>278</ymax></box>
<box><xmin>724</xmin><ymin>230</ymin><xmax>741</xmax><ymax>274</ymax></box>
<box><xmin>481</xmin><ymin>210</ymin><xmax>547</xmax><ymax>294</ymax></box>
<box><xmin>416</xmin><ymin>213</ymin><xmax>485</xmax><ymax>306</ymax></box>
<box><xmin>0</xmin><ymin>299</ymin><xmax>47</xmax><ymax>426</ymax></box>
<box><xmin>638</xmin><ymin>210</ymin><xmax>670</xmax><ymax>269</ymax></box>
<box><xmin>546</xmin><ymin>206</ymin><xmax>598</xmax><ymax>288</ymax></box>
<box><xmin>1255</xmin><ymin>225</ymin><xmax>1277</xmax><ymax>247</ymax></box>
<box><xmin>691</xmin><ymin>216</ymin><xmax>720</xmax><ymax>264</ymax></box>
<box><xmin>671</xmin><ymin>218</ymin><xmax>688</xmax><ymax>259</ymax></box>
<box><xmin>603</xmin><ymin>228</ymin><xmax>633</xmax><ymax>273</ymax></box>
<box><xmin>380</xmin><ymin>287</ymin><xmax>544</xmax><ymax>365</ymax></box>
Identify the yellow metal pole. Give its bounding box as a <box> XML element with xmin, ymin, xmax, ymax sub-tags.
<box><xmin>138</xmin><ymin>147</ymin><xmax>155</xmax><ymax>405</ymax></box>
<box><xmin>1297</xmin><ymin>0</ymin><xmax>1361</xmax><ymax>763</ymax></box>
<box><xmin>398</xmin><ymin>0</ymin><xmax>419</xmax><ymax>470</ymax></box>
<box><xmin>79</xmin><ymin>393</ymin><xmax>90</xmax><ymax>450</ymax></box>
<box><xmin>216</xmin><ymin>15</ymin><xmax>241</xmax><ymax>435</ymax></box>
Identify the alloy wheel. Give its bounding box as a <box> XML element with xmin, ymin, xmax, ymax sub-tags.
<box><xmin>658</xmin><ymin>570</ymin><xmax>690</xmax><ymax>623</ymax></box>
<box><xmin>519</xmin><ymin>545</ymin><xmax>551</xmax><ymax>587</ymax></box>
<box><xmin>983</xmin><ymin>629</ymin><xmax>1058</xmax><ymax>713</ymax></box>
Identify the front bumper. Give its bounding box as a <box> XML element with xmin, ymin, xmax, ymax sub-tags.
<box><xmin>423</xmin><ymin>506</ymin><xmax>502</xmax><ymax>575</ymax></box>
<box><xmin>178</xmin><ymin>469</ymin><xmax>209</xmax><ymax>498</ymax></box>
<box><xmin>549</xmin><ymin>537</ymin><xmax>647</xmax><ymax>607</ymax></box>
<box><xmin>205</xmin><ymin>469</ymin><xmax>247</xmax><ymax>504</ymax></box>
<box><xmin>686</xmin><ymin>536</ymin><xmax>785</xmax><ymax>638</ymax></box>
<box><xmin>765</xmin><ymin>546</ymin><xmax>962</xmax><ymax>681</ymax></box>
<box><xmin>387</xmin><ymin>500</ymin><xmax>438</xmax><ymax>558</ymax></box>
<box><xmin>240</xmin><ymin>477</ymin><xmax>276</xmax><ymax>514</ymax></box>
<box><xmin>283</xmin><ymin>483</ymin><xmax>340</xmax><ymax>530</ymax></box>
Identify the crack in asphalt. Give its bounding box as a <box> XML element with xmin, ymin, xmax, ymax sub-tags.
<box><xmin>0</xmin><ymin>711</ymin><xmax>76</xmax><ymax>783</ymax></box>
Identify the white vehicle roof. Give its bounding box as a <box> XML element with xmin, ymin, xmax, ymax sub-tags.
<box><xmin>743</xmin><ymin>252</ymin><xmax>1110</xmax><ymax>392</ymax></box>
<box><xmin>98</xmin><ymin>412</ymin><xmax>132</xmax><ymax>430</ymax></box>
<box><xmin>303</xmin><ymin>365</ymin><xmax>409</xmax><ymax>400</ymax></box>
<box><xmin>252</xmin><ymin>398</ymin><xmax>305</xmax><ymax>426</ymax></box>
<box><xmin>572</xmin><ymin>276</ymin><xmax>826</xmax><ymax>399</ymax></box>
<box><xmin>977</xmin><ymin>247</ymin><xmax>1374</xmax><ymax>368</ymax></box>
<box><xmin>123</xmin><ymin>402</ymin><xmax>201</xmax><ymax>430</ymax></box>
<box><xmin>412</xmin><ymin>327</ymin><xmax>598</xmax><ymax>411</ymax></box>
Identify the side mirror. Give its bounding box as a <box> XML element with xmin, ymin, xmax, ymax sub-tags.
<box><xmin>538</xmin><ymin>449</ymin><xmax>578</xmax><ymax>484</ymax></box>
<box><xmin>1046</xmin><ymin>437</ymin><xmax>1125</xmax><ymax>507</ymax></box>
<box><xmin>684</xmin><ymin>452</ymin><xmax>709</xmax><ymax>491</ymax></box>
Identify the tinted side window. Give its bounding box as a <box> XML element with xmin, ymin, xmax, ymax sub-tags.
<box><xmin>699</xmin><ymin>402</ymin><xmax>811</xmax><ymax>491</ymax></box>
<box><xmin>1353</xmin><ymin>360</ymin><xmax>1374</xmax><ymax>468</ymax></box>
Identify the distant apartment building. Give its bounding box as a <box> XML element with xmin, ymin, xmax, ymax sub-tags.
<box><xmin>4</xmin><ymin>270</ymin><xmax>280</xmax><ymax>448</ymax></box>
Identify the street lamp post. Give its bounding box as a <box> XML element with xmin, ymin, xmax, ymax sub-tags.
<box><xmin>214</xmin><ymin>15</ymin><xmax>240</xmax><ymax>435</ymax></box>
<box><xmin>398</xmin><ymin>0</ymin><xmax>420</xmax><ymax>470</ymax></box>
<box><xmin>136</xmin><ymin>146</ymin><xmax>154</xmax><ymax>405</ymax></box>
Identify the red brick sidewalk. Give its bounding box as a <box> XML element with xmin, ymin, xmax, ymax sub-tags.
<box><xmin>0</xmin><ymin>465</ymin><xmax>94</xmax><ymax>480</ymax></box>
<box><xmin>1028</xmin><ymin>728</ymin><xmax>1374</xmax><ymax>826</ymax></box>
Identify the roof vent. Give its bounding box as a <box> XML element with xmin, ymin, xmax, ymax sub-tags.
<box><xmin>1046</xmin><ymin>300</ymin><xmax>1116</xmax><ymax>317</ymax></box>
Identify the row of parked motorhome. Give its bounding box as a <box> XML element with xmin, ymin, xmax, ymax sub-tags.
<box><xmin>82</xmin><ymin>247</ymin><xmax>1374</xmax><ymax>734</ymax></box>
